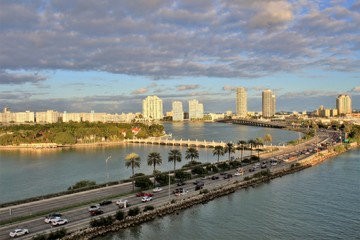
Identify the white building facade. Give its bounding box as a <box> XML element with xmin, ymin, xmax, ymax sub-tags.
<box><xmin>236</xmin><ymin>87</ymin><xmax>247</xmax><ymax>118</ymax></box>
<box><xmin>142</xmin><ymin>96</ymin><xmax>163</xmax><ymax>120</ymax></box>
<box><xmin>188</xmin><ymin>99</ymin><xmax>204</xmax><ymax>120</ymax></box>
<box><xmin>172</xmin><ymin>101</ymin><xmax>184</xmax><ymax>121</ymax></box>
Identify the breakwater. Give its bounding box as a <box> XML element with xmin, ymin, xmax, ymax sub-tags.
<box><xmin>63</xmin><ymin>165</ymin><xmax>311</xmax><ymax>240</ymax></box>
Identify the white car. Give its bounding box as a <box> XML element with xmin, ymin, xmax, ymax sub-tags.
<box><xmin>234</xmin><ymin>172</ymin><xmax>242</xmax><ymax>176</ymax></box>
<box><xmin>116</xmin><ymin>199</ymin><xmax>129</xmax><ymax>208</ymax></box>
<box><xmin>51</xmin><ymin>218</ymin><xmax>68</xmax><ymax>226</ymax></box>
<box><xmin>141</xmin><ymin>196</ymin><xmax>153</xmax><ymax>202</ymax></box>
<box><xmin>88</xmin><ymin>204</ymin><xmax>100</xmax><ymax>212</ymax></box>
<box><xmin>152</xmin><ymin>187</ymin><xmax>163</xmax><ymax>192</ymax></box>
<box><xmin>44</xmin><ymin>213</ymin><xmax>62</xmax><ymax>223</ymax></box>
<box><xmin>9</xmin><ymin>228</ymin><xmax>29</xmax><ymax>238</ymax></box>
<box><xmin>175</xmin><ymin>189</ymin><xmax>189</xmax><ymax>196</ymax></box>
<box><xmin>45</xmin><ymin>216</ymin><xmax>61</xmax><ymax>223</ymax></box>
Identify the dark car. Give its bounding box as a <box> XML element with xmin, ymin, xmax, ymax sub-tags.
<box><xmin>90</xmin><ymin>209</ymin><xmax>104</xmax><ymax>216</ymax></box>
<box><xmin>211</xmin><ymin>175</ymin><xmax>219</xmax><ymax>180</ymax></box>
<box><xmin>99</xmin><ymin>200</ymin><xmax>112</xmax><ymax>206</ymax></box>
<box><xmin>223</xmin><ymin>173</ymin><xmax>233</xmax><ymax>179</ymax></box>
<box><xmin>249</xmin><ymin>167</ymin><xmax>255</xmax><ymax>172</ymax></box>
<box><xmin>173</xmin><ymin>188</ymin><xmax>183</xmax><ymax>194</ymax></box>
<box><xmin>177</xmin><ymin>181</ymin><xmax>186</xmax><ymax>186</ymax></box>
<box><xmin>195</xmin><ymin>185</ymin><xmax>204</xmax><ymax>191</ymax></box>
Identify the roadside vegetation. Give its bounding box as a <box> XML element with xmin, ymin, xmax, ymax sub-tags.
<box><xmin>0</xmin><ymin>122</ymin><xmax>164</xmax><ymax>145</ymax></box>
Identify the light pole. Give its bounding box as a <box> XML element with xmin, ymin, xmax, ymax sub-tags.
<box><xmin>168</xmin><ymin>170</ymin><xmax>171</xmax><ymax>202</ymax></box>
<box><xmin>105</xmin><ymin>156</ymin><xmax>111</xmax><ymax>186</ymax></box>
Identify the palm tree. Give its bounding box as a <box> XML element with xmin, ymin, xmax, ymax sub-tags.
<box><xmin>225</xmin><ymin>142</ymin><xmax>235</xmax><ymax>161</ymax></box>
<box><xmin>263</xmin><ymin>134</ymin><xmax>273</xmax><ymax>152</ymax></box>
<box><xmin>248</xmin><ymin>139</ymin><xmax>256</xmax><ymax>156</ymax></box>
<box><xmin>255</xmin><ymin>137</ymin><xmax>264</xmax><ymax>159</ymax></box>
<box><xmin>168</xmin><ymin>149</ymin><xmax>182</xmax><ymax>173</ymax></box>
<box><xmin>147</xmin><ymin>152</ymin><xmax>162</xmax><ymax>187</ymax></box>
<box><xmin>213</xmin><ymin>145</ymin><xmax>225</xmax><ymax>163</ymax></box>
<box><xmin>125</xmin><ymin>152</ymin><xmax>141</xmax><ymax>192</ymax></box>
<box><xmin>237</xmin><ymin>140</ymin><xmax>247</xmax><ymax>162</ymax></box>
<box><xmin>185</xmin><ymin>147</ymin><xmax>199</xmax><ymax>163</ymax></box>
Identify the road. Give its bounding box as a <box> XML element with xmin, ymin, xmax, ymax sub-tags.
<box><xmin>0</xmin><ymin>131</ymin><xmax>338</xmax><ymax>240</ymax></box>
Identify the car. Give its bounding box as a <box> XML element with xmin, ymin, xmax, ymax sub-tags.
<box><xmin>211</xmin><ymin>175</ymin><xmax>219</xmax><ymax>180</ymax></box>
<box><xmin>254</xmin><ymin>162</ymin><xmax>261</xmax><ymax>167</ymax></box>
<box><xmin>153</xmin><ymin>187</ymin><xmax>163</xmax><ymax>192</ymax></box>
<box><xmin>116</xmin><ymin>199</ymin><xmax>129</xmax><ymax>208</ymax></box>
<box><xmin>249</xmin><ymin>167</ymin><xmax>256</xmax><ymax>172</ymax></box>
<box><xmin>90</xmin><ymin>209</ymin><xmax>104</xmax><ymax>216</ymax></box>
<box><xmin>173</xmin><ymin>188</ymin><xmax>183</xmax><ymax>194</ymax></box>
<box><xmin>44</xmin><ymin>213</ymin><xmax>62</xmax><ymax>223</ymax></box>
<box><xmin>234</xmin><ymin>172</ymin><xmax>242</xmax><ymax>176</ymax></box>
<box><xmin>136</xmin><ymin>192</ymin><xmax>153</xmax><ymax>197</ymax></box>
<box><xmin>193</xmin><ymin>180</ymin><xmax>204</xmax><ymax>185</ymax></box>
<box><xmin>88</xmin><ymin>204</ymin><xmax>100</xmax><ymax>212</ymax></box>
<box><xmin>195</xmin><ymin>185</ymin><xmax>203</xmax><ymax>190</ymax></box>
<box><xmin>9</xmin><ymin>229</ymin><xmax>29</xmax><ymax>238</ymax></box>
<box><xmin>177</xmin><ymin>181</ymin><xmax>186</xmax><ymax>186</ymax></box>
<box><xmin>51</xmin><ymin>218</ymin><xmax>68</xmax><ymax>226</ymax></box>
<box><xmin>99</xmin><ymin>200</ymin><xmax>112</xmax><ymax>206</ymax></box>
<box><xmin>223</xmin><ymin>173</ymin><xmax>233</xmax><ymax>179</ymax></box>
<box><xmin>141</xmin><ymin>196</ymin><xmax>153</xmax><ymax>202</ymax></box>
<box><xmin>261</xmin><ymin>164</ymin><xmax>267</xmax><ymax>169</ymax></box>
<box><xmin>175</xmin><ymin>189</ymin><xmax>189</xmax><ymax>196</ymax></box>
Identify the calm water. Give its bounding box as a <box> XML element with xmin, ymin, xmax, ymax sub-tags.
<box><xmin>96</xmin><ymin>149</ymin><xmax>360</xmax><ymax>240</ymax></box>
<box><xmin>0</xmin><ymin>122</ymin><xmax>299</xmax><ymax>203</ymax></box>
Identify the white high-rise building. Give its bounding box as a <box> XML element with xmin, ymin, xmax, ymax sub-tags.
<box><xmin>236</xmin><ymin>87</ymin><xmax>247</xmax><ymax>118</ymax></box>
<box><xmin>142</xmin><ymin>96</ymin><xmax>163</xmax><ymax>120</ymax></box>
<box><xmin>172</xmin><ymin>101</ymin><xmax>184</xmax><ymax>121</ymax></box>
<box><xmin>336</xmin><ymin>94</ymin><xmax>352</xmax><ymax>115</ymax></box>
<box><xmin>262</xmin><ymin>89</ymin><xmax>276</xmax><ymax>118</ymax></box>
<box><xmin>188</xmin><ymin>99</ymin><xmax>204</xmax><ymax>120</ymax></box>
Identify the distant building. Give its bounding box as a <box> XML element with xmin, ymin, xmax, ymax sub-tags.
<box><xmin>188</xmin><ymin>99</ymin><xmax>204</xmax><ymax>120</ymax></box>
<box><xmin>172</xmin><ymin>101</ymin><xmax>184</xmax><ymax>121</ymax></box>
<box><xmin>262</xmin><ymin>89</ymin><xmax>276</xmax><ymax>118</ymax></box>
<box><xmin>36</xmin><ymin>110</ymin><xmax>59</xmax><ymax>123</ymax></box>
<box><xmin>142</xmin><ymin>96</ymin><xmax>163</xmax><ymax>120</ymax></box>
<box><xmin>336</xmin><ymin>94</ymin><xmax>352</xmax><ymax>115</ymax></box>
<box><xmin>236</xmin><ymin>87</ymin><xmax>247</xmax><ymax>118</ymax></box>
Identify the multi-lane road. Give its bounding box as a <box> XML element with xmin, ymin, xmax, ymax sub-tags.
<box><xmin>0</xmin><ymin>131</ymin><xmax>338</xmax><ymax>240</ymax></box>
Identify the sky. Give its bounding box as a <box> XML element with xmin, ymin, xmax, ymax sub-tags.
<box><xmin>0</xmin><ymin>0</ymin><xmax>359</xmax><ymax>114</ymax></box>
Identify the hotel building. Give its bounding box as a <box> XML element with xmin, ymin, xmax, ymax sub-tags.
<box><xmin>236</xmin><ymin>87</ymin><xmax>247</xmax><ymax>118</ymax></box>
<box><xmin>142</xmin><ymin>96</ymin><xmax>163</xmax><ymax>120</ymax></box>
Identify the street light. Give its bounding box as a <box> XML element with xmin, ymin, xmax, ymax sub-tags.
<box><xmin>105</xmin><ymin>156</ymin><xmax>111</xmax><ymax>186</ymax></box>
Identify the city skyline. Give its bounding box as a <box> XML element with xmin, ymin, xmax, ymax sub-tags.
<box><xmin>1</xmin><ymin>1</ymin><xmax>360</xmax><ymax>113</ymax></box>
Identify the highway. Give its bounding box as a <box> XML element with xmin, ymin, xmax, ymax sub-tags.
<box><xmin>0</xmin><ymin>131</ymin><xmax>339</xmax><ymax>240</ymax></box>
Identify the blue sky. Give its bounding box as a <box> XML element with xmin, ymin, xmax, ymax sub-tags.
<box><xmin>0</xmin><ymin>0</ymin><xmax>359</xmax><ymax>113</ymax></box>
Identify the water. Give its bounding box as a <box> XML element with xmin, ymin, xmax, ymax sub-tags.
<box><xmin>96</xmin><ymin>149</ymin><xmax>360</xmax><ymax>240</ymax></box>
<box><xmin>0</xmin><ymin>122</ymin><xmax>299</xmax><ymax>203</ymax></box>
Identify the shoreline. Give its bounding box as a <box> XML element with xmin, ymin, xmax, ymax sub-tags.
<box><xmin>0</xmin><ymin>141</ymin><xmax>125</xmax><ymax>150</ymax></box>
<box><xmin>62</xmin><ymin>143</ymin><xmax>359</xmax><ymax>240</ymax></box>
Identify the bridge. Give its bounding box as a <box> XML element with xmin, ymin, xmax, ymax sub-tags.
<box><xmin>125</xmin><ymin>138</ymin><xmax>227</xmax><ymax>148</ymax></box>
<box><xmin>217</xmin><ymin>118</ymin><xmax>286</xmax><ymax>129</ymax></box>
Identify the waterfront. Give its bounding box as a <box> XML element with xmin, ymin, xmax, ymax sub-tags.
<box><xmin>96</xmin><ymin>148</ymin><xmax>360</xmax><ymax>240</ymax></box>
<box><xmin>0</xmin><ymin>122</ymin><xmax>298</xmax><ymax>204</ymax></box>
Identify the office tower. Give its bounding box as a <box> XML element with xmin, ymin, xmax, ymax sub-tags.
<box><xmin>188</xmin><ymin>99</ymin><xmax>204</xmax><ymax>120</ymax></box>
<box><xmin>142</xmin><ymin>96</ymin><xmax>163</xmax><ymax>120</ymax></box>
<box><xmin>172</xmin><ymin>101</ymin><xmax>184</xmax><ymax>121</ymax></box>
<box><xmin>262</xmin><ymin>89</ymin><xmax>276</xmax><ymax>118</ymax></box>
<box><xmin>336</xmin><ymin>94</ymin><xmax>352</xmax><ymax>115</ymax></box>
<box><xmin>236</xmin><ymin>87</ymin><xmax>247</xmax><ymax>118</ymax></box>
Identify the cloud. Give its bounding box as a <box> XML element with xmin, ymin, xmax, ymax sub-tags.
<box><xmin>222</xmin><ymin>85</ymin><xmax>237</xmax><ymax>91</ymax></box>
<box><xmin>132</xmin><ymin>88</ymin><xmax>148</xmax><ymax>95</ymax></box>
<box><xmin>0</xmin><ymin>71</ymin><xmax>47</xmax><ymax>85</ymax></box>
<box><xmin>350</xmin><ymin>86</ymin><xmax>360</xmax><ymax>92</ymax></box>
<box><xmin>176</xmin><ymin>84</ymin><xmax>199</xmax><ymax>91</ymax></box>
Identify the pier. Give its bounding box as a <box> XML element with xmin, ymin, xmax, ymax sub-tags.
<box><xmin>217</xmin><ymin>119</ymin><xmax>286</xmax><ymax>129</ymax></box>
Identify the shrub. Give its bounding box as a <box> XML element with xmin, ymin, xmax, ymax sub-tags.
<box><xmin>244</xmin><ymin>176</ymin><xmax>251</xmax><ymax>181</ymax></box>
<box><xmin>68</xmin><ymin>180</ymin><xmax>96</xmax><ymax>190</ymax></box>
<box><xmin>241</xmin><ymin>158</ymin><xmax>251</xmax><ymax>163</ymax></box>
<box><xmin>229</xmin><ymin>160</ymin><xmax>241</xmax><ymax>168</ymax></box>
<box><xmin>155</xmin><ymin>173</ymin><xmax>175</xmax><ymax>186</ymax></box>
<box><xmin>200</xmin><ymin>189</ymin><xmax>209</xmax><ymax>194</ymax></box>
<box><xmin>47</xmin><ymin>228</ymin><xmax>67</xmax><ymax>240</ymax></box>
<box><xmin>32</xmin><ymin>234</ymin><xmax>47</xmax><ymax>240</ymax></box>
<box><xmin>135</xmin><ymin>176</ymin><xmax>152</xmax><ymax>190</ymax></box>
<box><xmin>250</xmin><ymin>155</ymin><xmax>259</xmax><ymax>161</ymax></box>
<box><xmin>171</xmin><ymin>199</ymin><xmax>176</xmax><ymax>204</ymax></box>
<box><xmin>206</xmin><ymin>165</ymin><xmax>219</xmax><ymax>173</ymax></box>
<box><xmin>90</xmin><ymin>216</ymin><xmax>114</xmax><ymax>227</ymax></box>
<box><xmin>143</xmin><ymin>205</ymin><xmax>155</xmax><ymax>212</ymax></box>
<box><xmin>127</xmin><ymin>207</ymin><xmax>141</xmax><ymax>217</ymax></box>
<box><xmin>217</xmin><ymin>162</ymin><xmax>229</xmax><ymax>171</ymax></box>
<box><xmin>191</xmin><ymin>166</ymin><xmax>207</xmax><ymax>175</ymax></box>
<box><xmin>175</xmin><ymin>170</ymin><xmax>192</xmax><ymax>181</ymax></box>
<box><xmin>115</xmin><ymin>210</ymin><xmax>125</xmax><ymax>221</ymax></box>
<box><xmin>182</xmin><ymin>161</ymin><xmax>202</xmax><ymax>168</ymax></box>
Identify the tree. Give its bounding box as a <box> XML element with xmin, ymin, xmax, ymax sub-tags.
<box><xmin>125</xmin><ymin>153</ymin><xmax>141</xmax><ymax>192</ymax></box>
<box><xmin>213</xmin><ymin>145</ymin><xmax>225</xmax><ymax>163</ymax></box>
<box><xmin>147</xmin><ymin>152</ymin><xmax>162</xmax><ymax>187</ymax></box>
<box><xmin>237</xmin><ymin>140</ymin><xmax>247</xmax><ymax>163</ymax></box>
<box><xmin>185</xmin><ymin>147</ymin><xmax>199</xmax><ymax>163</ymax></box>
<box><xmin>225</xmin><ymin>142</ymin><xmax>235</xmax><ymax>161</ymax></box>
<box><xmin>255</xmin><ymin>137</ymin><xmax>264</xmax><ymax>159</ymax></box>
<box><xmin>263</xmin><ymin>134</ymin><xmax>272</xmax><ymax>147</ymax></box>
<box><xmin>168</xmin><ymin>149</ymin><xmax>182</xmax><ymax>173</ymax></box>
<box><xmin>248</xmin><ymin>139</ymin><xmax>256</xmax><ymax>156</ymax></box>
<box><xmin>135</xmin><ymin>176</ymin><xmax>153</xmax><ymax>190</ymax></box>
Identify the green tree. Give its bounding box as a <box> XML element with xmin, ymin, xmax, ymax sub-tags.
<box><xmin>168</xmin><ymin>149</ymin><xmax>182</xmax><ymax>173</ymax></box>
<box><xmin>185</xmin><ymin>147</ymin><xmax>199</xmax><ymax>163</ymax></box>
<box><xmin>135</xmin><ymin>176</ymin><xmax>153</xmax><ymax>190</ymax></box>
<box><xmin>255</xmin><ymin>137</ymin><xmax>264</xmax><ymax>159</ymax></box>
<box><xmin>248</xmin><ymin>139</ymin><xmax>256</xmax><ymax>156</ymax></box>
<box><xmin>237</xmin><ymin>140</ymin><xmax>247</xmax><ymax>162</ymax></box>
<box><xmin>213</xmin><ymin>145</ymin><xmax>225</xmax><ymax>163</ymax></box>
<box><xmin>225</xmin><ymin>142</ymin><xmax>235</xmax><ymax>161</ymax></box>
<box><xmin>147</xmin><ymin>152</ymin><xmax>162</xmax><ymax>187</ymax></box>
<box><xmin>125</xmin><ymin>153</ymin><xmax>141</xmax><ymax>192</ymax></box>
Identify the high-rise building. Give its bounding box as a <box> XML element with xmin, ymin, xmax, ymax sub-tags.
<box><xmin>236</xmin><ymin>87</ymin><xmax>247</xmax><ymax>118</ymax></box>
<box><xmin>172</xmin><ymin>101</ymin><xmax>184</xmax><ymax>121</ymax></box>
<box><xmin>142</xmin><ymin>96</ymin><xmax>163</xmax><ymax>120</ymax></box>
<box><xmin>336</xmin><ymin>94</ymin><xmax>352</xmax><ymax>115</ymax></box>
<box><xmin>188</xmin><ymin>99</ymin><xmax>204</xmax><ymax>120</ymax></box>
<box><xmin>262</xmin><ymin>89</ymin><xmax>276</xmax><ymax>118</ymax></box>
